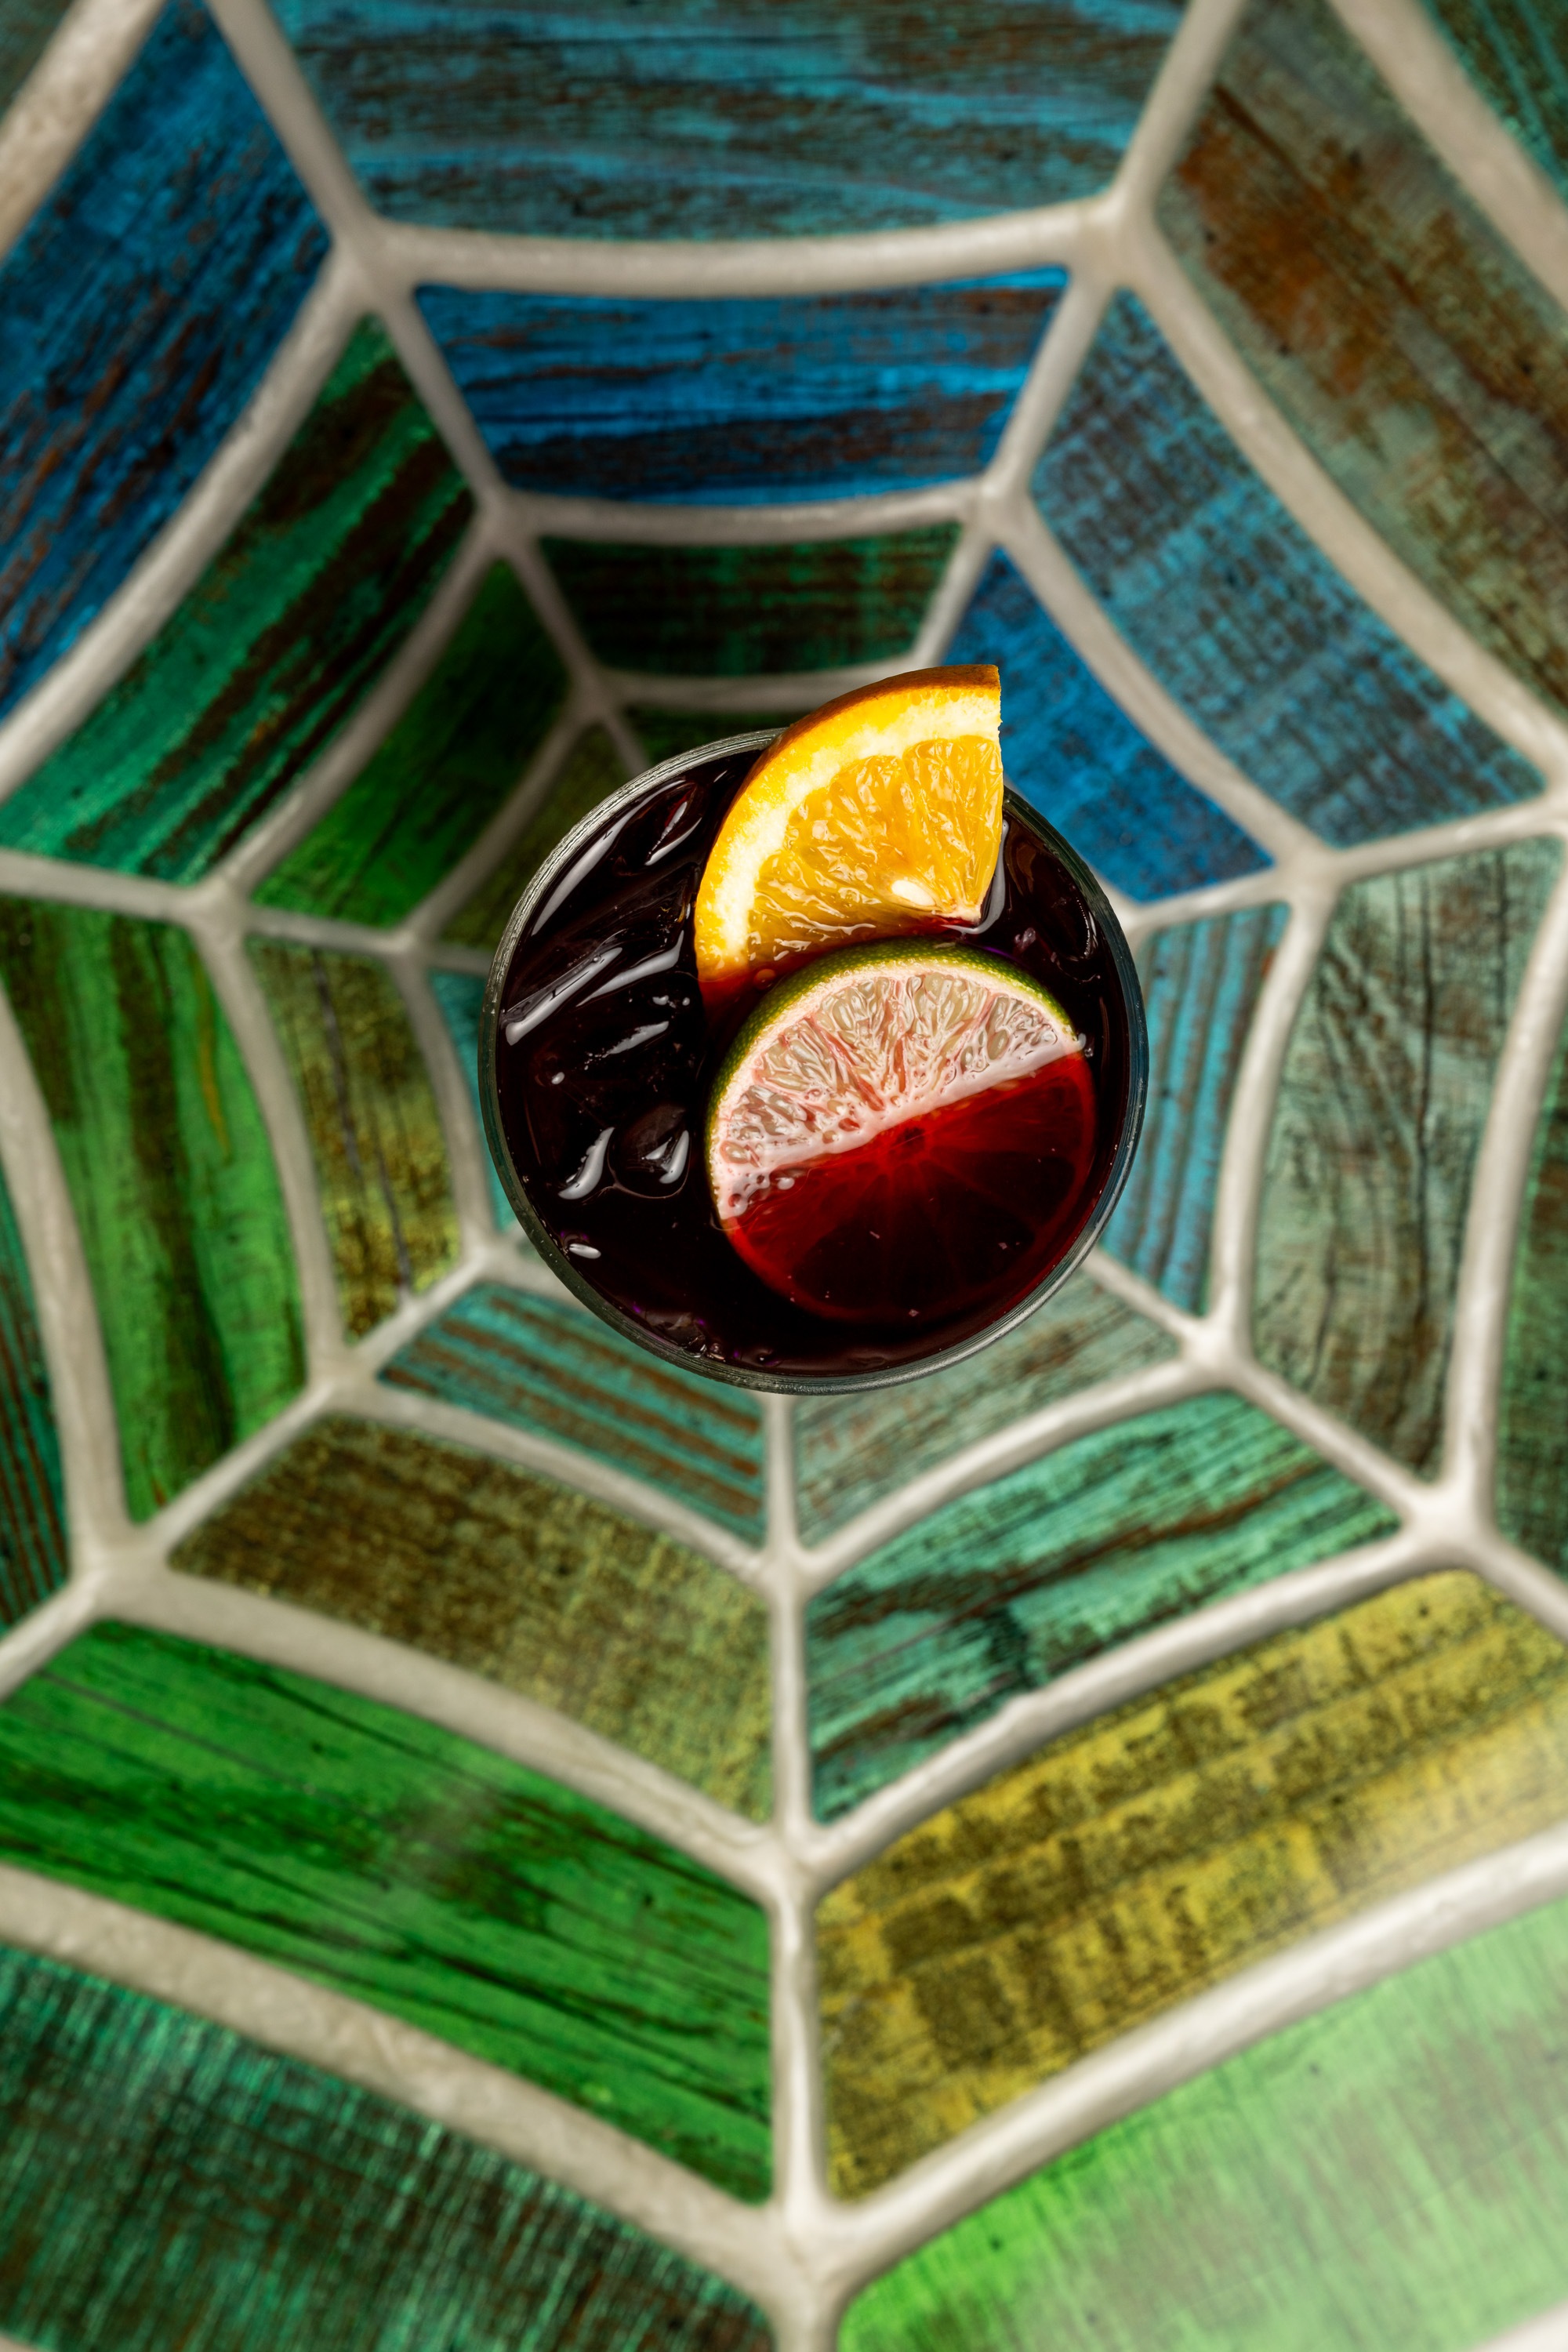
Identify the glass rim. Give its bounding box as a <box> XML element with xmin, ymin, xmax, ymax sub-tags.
<box><xmin>479</xmin><ymin>730</ymin><xmax>1150</xmax><ymax>1396</ymax></box>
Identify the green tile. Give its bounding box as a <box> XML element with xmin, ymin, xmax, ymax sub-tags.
<box><xmin>630</xmin><ymin>709</ymin><xmax>783</xmax><ymax>769</ymax></box>
<box><xmin>542</xmin><ymin>528</ymin><xmax>959</xmax><ymax>676</ymax></box>
<box><xmin>427</xmin><ymin>967</ymin><xmax>517</xmax><ymax>1230</ymax></box>
<box><xmin>0</xmin><ymin>321</ymin><xmax>474</xmax><ymax>880</ymax></box>
<box><xmin>1500</xmin><ymin>1011</ymin><xmax>1568</xmax><ymax>1568</ymax></box>
<box><xmin>441</xmin><ymin>725</ymin><xmax>626</xmax><ymax>953</ymax></box>
<box><xmin>0</xmin><ymin>902</ymin><xmax>303</xmax><ymax>1520</ymax></box>
<box><xmin>0</xmin><ymin>1622</ymin><xmax>772</xmax><ymax>2198</ymax></box>
<box><xmin>1255</xmin><ymin>841</ymin><xmax>1559</xmax><ymax>1475</ymax></box>
<box><xmin>172</xmin><ymin>1412</ymin><xmax>772</xmax><ymax>1819</ymax></box>
<box><xmin>0</xmin><ymin>1163</ymin><xmax>66</xmax><ymax>1620</ymax></box>
<box><xmin>0</xmin><ymin>1945</ymin><xmax>773</xmax><ymax>2350</ymax></box>
<box><xmin>251</xmin><ymin>941</ymin><xmax>458</xmax><ymax>1338</ymax></box>
<box><xmin>383</xmin><ymin>1284</ymin><xmax>768</xmax><ymax>1541</ymax></box>
<box><xmin>844</xmin><ymin>1890</ymin><xmax>1568</xmax><ymax>2350</ymax></box>
<box><xmin>255</xmin><ymin>561</ymin><xmax>568</xmax><ymax>927</ymax></box>
<box><xmin>0</xmin><ymin>0</ymin><xmax>67</xmax><ymax>117</ymax></box>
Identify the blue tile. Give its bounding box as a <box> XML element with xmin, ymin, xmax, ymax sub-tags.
<box><xmin>1033</xmin><ymin>295</ymin><xmax>1540</xmax><ymax>846</ymax></box>
<box><xmin>428</xmin><ymin>968</ymin><xmax>517</xmax><ymax>1233</ymax></box>
<box><xmin>276</xmin><ymin>0</ymin><xmax>1184</xmax><ymax>239</ymax></box>
<box><xmin>417</xmin><ymin>277</ymin><xmax>1065</xmax><ymax>505</ymax></box>
<box><xmin>948</xmin><ymin>550</ymin><xmax>1270</xmax><ymax>898</ymax></box>
<box><xmin>0</xmin><ymin>0</ymin><xmax>328</xmax><ymax>720</ymax></box>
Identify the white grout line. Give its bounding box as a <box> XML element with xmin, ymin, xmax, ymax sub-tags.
<box><xmin>0</xmin><ymin>0</ymin><xmax>165</xmax><ymax>264</ymax></box>
<box><xmin>1102</xmin><ymin>0</ymin><xmax>1249</xmax><ymax>221</ymax></box>
<box><xmin>0</xmin><ymin>253</ymin><xmax>362</xmax><ymax>809</ymax></box>
<box><xmin>404</xmin><ymin>692</ymin><xmax>592</xmax><ymax>942</ymax></box>
<box><xmin>1470</xmin><ymin>2299</ymin><xmax>1568</xmax><ymax>2352</ymax></box>
<box><xmin>499</xmin><ymin>479</ymin><xmax>979</xmax><ymax>550</ymax></box>
<box><xmin>384</xmin><ymin>947</ymin><xmax>499</xmax><ymax>1261</ymax></box>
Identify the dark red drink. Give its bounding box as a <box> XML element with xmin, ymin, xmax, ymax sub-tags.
<box><xmin>481</xmin><ymin>734</ymin><xmax>1145</xmax><ymax>1390</ymax></box>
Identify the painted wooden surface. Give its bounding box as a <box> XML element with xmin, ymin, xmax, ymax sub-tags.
<box><xmin>442</xmin><ymin>727</ymin><xmax>626</xmax><ymax>953</ymax></box>
<box><xmin>256</xmin><ymin>563</ymin><xmax>568</xmax><ymax>927</ymax></box>
<box><xmin>0</xmin><ymin>901</ymin><xmax>303</xmax><ymax>1522</ymax></box>
<box><xmin>0</xmin><ymin>0</ymin><xmax>67</xmax><ymax>117</ymax></box>
<box><xmin>427</xmin><ymin>967</ymin><xmax>518</xmax><ymax>1229</ymax></box>
<box><xmin>793</xmin><ymin>1280</ymin><xmax>1174</xmax><ymax>1544</ymax></box>
<box><xmin>947</xmin><ymin>550</ymin><xmax>1268</xmax><ymax>900</ymax></box>
<box><xmin>820</xmin><ymin>1568</ymin><xmax>1568</xmax><ymax>2196</ymax></box>
<box><xmin>274</xmin><ymin>0</ymin><xmax>1181</xmax><ymax>239</ymax></box>
<box><xmin>1499</xmin><ymin>1017</ymin><xmax>1568</xmax><ymax>1572</ymax></box>
<box><xmin>1424</xmin><ymin>0</ymin><xmax>1568</xmax><ymax>203</ymax></box>
<box><xmin>0</xmin><ymin>1166</ymin><xmax>66</xmax><ymax>1626</ymax></box>
<box><xmin>843</xmin><ymin>1885</ymin><xmax>1568</xmax><ymax>2349</ymax></box>
<box><xmin>630</xmin><ymin>712</ymin><xmax>783</xmax><ymax>770</ymax></box>
<box><xmin>0</xmin><ymin>0</ymin><xmax>327</xmax><ymax>723</ymax></box>
<box><xmin>1255</xmin><ymin>841</ymin><xmax>1557</xmax><ymax>1475</ymax></box>
<box><xmin>172</xmin><ymin>1412</ymin><xmax>772</xmax><ymax>1818</ymax></box>
<box><xmin>1105</xmin><ymin>906</ymin><xmax>1287</xmax><ymax>1310</ymax></box>
<box><xmin>251</xmin><ymin>942</ymin><xmax>458</xmax><ymax>1340</ymax></box>
<box><xmin>1162</xmin><ymin>0</ymin><xmax>1568</xmax><ymax>728</ymax></box>
<box><xmin>0</xmin><ymin>1622</ymin><xmax>773</xmax><ymax>2196</ymax></box>
<box><xmin>1034</xmin><ymin>295</ymin><xmax>1539</xmax><ymax>845</ymax></box>
<box><xmin>417</xmin><ymin>277</ymin><xmax>1063</xmax><ymax>503</ymax></box>
<box><xmin>806</xmin><ymin>1391</ymin><xmax>1398</xmax><ymax>1822</ymax></box>
<box><xmin>0</xmin><ymin>1948</ymin><xmax>773</xmax><ymax>2352</ymax></box>
<box><xmin>1</xmin><ymin>321</ymin><xmax>473</xmax><ymax>883</ymax></box>
<box><xmin>383</xmin><ymin>1283</ymin><xmax>768</xmax><ymax>1542</ymax></box>
<box><xmin>542</xmin><ymin>529</ymin><xmax>959</xmax><ymax>678</ymax></box>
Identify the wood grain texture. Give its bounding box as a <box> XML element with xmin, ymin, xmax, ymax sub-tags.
<box><xmin>0</xmin><ymin>321</ymin><xmax>474</xmax><ymax>882</ymax></box>
<box><xmin>793</xmin><ymin>1281</ymin><xmax>1174</xmax><ymax>1544</ymax></box>
<box><xmin>542</xmin><ymin>529</ymin><xmax>959</xmax><ymax>678</ymax></box>
<box><xmin>0</xmin><ymin>1947</ymin><xmax>773</xmax><ymax>2352</ymax></box>
<box><xmin>0</xmin><ymin>0</ymin><xmax>66</xmax><ymax>117</ymax></box>
<box><xmin>1105</xmin><ymin>906</ymin><xmax>1287</xmax><ymax>1310</ymax></box>
<box><xmin>442</xmin><ymin>727</ymin><xmax>626</xmax><ymax>953</ymax></box>
<box><xmin>0</xmin><ymin>1166</ymin><xmax>66</xmax><ymax>1625</ymax></box>
<box><xmin>843</xmin><ymin>1878</ymin><xmax>1568</xmax><ymax>2349</ymax></box>
<box><xmin>1423</xmin><ymin>0</ymin><xmax>1568</xmax><ymax>204</ymax></box>
<box><xmin>1162</xmin><ymin>0</ymin><xmax>1568</xmax><ymax>726</ymax></box>
<box><xmin>0</xmin><ymin>901</ymin><xmax>303</xmax><ymax>1522</ymax></box>
<box><xmin>0</xmin><ymin>1622</ymin><xmax>773</xmax><ymax>2196</ymax></box>
<box><xmin>0</xmin><ymin>0</ymin><xmax>327</xmax><ymax>722</ymax></box>
<box><xmin>948</xmin><ymin>550</ymin><xmax>1269</xmax><ymax>901</ymax></box>
<box><xmin>820</xmin><ymin>1570</ymin><xmax>1568</xmax><ymax>2197</ymax></box>
<box><xmin>251</xmin><ymin>942</ymin><xmax>457</xmax><ymax>1340</ymax></box>
<box><xmin>416</xmin><ymin>277</ymin><xmax>1062</xmax><ymax>503</ymax></box>
<box><xmin>1499</xmin><ymin>1016</ymin><xmax>1568</xmax><ymax>1570</ymax></box>
<box><xmin>172</xmin><ymin>1413</ymin><xmax>771</xmax><ymax>1818</ymax></box>
<box><xmin>806</xmin><ymin>1392</ymin><xmax>1398</xmax><ymax>1823</ymax></box>
<box><xmin>274</xmin><ymin>0</ymin><xmax>1181</xmax><ymax>239</ymax></box>
<box><xmin>382</xmin><ymin>1283</ymin><xmax>768</xmax><ymax>1542</ymax></box>
<box><xmin>427</xmin><ymin>967</ymin><xmax>519</xmax><ymax>1229</ymax></box>
<box><xmin>1033</xmin><ymin>294</ymin><xmax>1539</xmax><ymax>845</ymax></box>
<box><xmin>256</xmin><ymin>562</ymin><xmax>568</xmax><ymax>927</ymax></box>
<box><xmin>1255</xmin><ymin>840</ymin><xmax>1557</xmax><ymax>1475</ymax></box>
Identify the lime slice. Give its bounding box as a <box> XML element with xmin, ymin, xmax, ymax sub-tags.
<box><xmin>706</xmin><ymin>942</ymin><xmax>1095</xmax><ymax>1324</ymax></box>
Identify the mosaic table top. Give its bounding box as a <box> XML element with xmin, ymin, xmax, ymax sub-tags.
<box><xmin>2</xmin><ymin>0</ymin><xmax>1568</xmax><ymax>2345</ymax></box>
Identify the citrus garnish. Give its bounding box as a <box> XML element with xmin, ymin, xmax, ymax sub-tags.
<box><xmin>692</xmin><ymin>665</ymin><xmax>1003</xmax><ymax>991</ymax></box>
<box><xmin>706</xmin><ymin>942</ymin><xmax>1094</xmax><ymax>1323</ymax></box>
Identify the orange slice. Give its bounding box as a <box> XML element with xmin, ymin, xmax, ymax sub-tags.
<box><xmin>692</xmin><ymin>665</ymin><xmax>1003</xmax><ymax>990</ymax></box>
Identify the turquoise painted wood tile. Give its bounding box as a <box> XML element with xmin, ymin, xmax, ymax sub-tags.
<box><xmin>1105</xmin><ymin>905</ymin><xmax>1287</xmax><ymax>1310</ymax></box>
<box><xmin>0</xmin><ymin>322</ymin><xmax>474</xmax><ymax>882</ymax></box>
<box><xmin>0</xmin><ymin>1164</ymin><xmax>66</xmax><ymax>1625</ymax></box>
<box><xmin>0</xmin><ymin>0</ymin><xmax>327</xmax><ymax>721</ymax></box>
<box><xmin>843</xmin><ymin>1893</ymin><xmax>1568</xmax><ymax>2352</ymax></box>
<box><xmin>806</xmin><ymin>1391</ymin><xmax>1398</xmax><ymax>1820</ymax></box>
<box><xmin>793</xmin><ymin>1281</ymin><xmax>1176</xmax><ymax>1544</ymax></box>
<box><xmin>543</xmin><ymin>530</ymin><xmax>959</xmax><ymax>677</ymax></box>
<box><xmin>381</xmin><ymin>1282</ymin><xmax>767</xmax><ymax>1541</ymax></box>
<box><xmin>256</xmin><ymin>561</ymin><xmax>568</xmax><ymax>926</ymax></box>
<box><xmin>1499</xmin><ymin>1014</ymin><xmax>1568</xmax><ymax>1572</ymax></box>
<box><xmin>0</xmin><ymin>1623</ymin><xmax>773</xmax><ymax>2198</ymax></box>
<box><xmin>1033</xmin><ymin>294</ymin><xmax>1540</xmax><ymax>845</ymax></box>
<box><xmin>0</xmin><ymin>901</ymin><xmax>304</xmax><ymax>1523</ymax></box>
<box><xmin>1422</xmin><ymin>0</ymin><xmax>1568</xmax><ymax>203</ymax></box>
<box><xmin>0</xmin><ymin>1947</ymin><xmax>774</xmax><ymax>2350</ymax></box>
<box><xmin>416</xmin><ymin>276</ymin><xmax>1063</xmax><ymax>503</ymax></box>
<box><xmin>274</xmin><ymin>0</ymin><xmax>1183</xmax><ymax>238</ymax></box>
<box><xmin>0</xmin><ymin>0</ymin><xmax>67</xmax><ymax>116</ymax></box>
<box><xmin>1161</xmin><ymin>0</ymin><xmax>1568</xmax><ymax>728</ymax></box>
<box><xmin>428</xmin><ymin>967</ymin><xmax>519</xmax><ymax>1231</ymax></box>
<box><xmin>1255</xmin><ymin>841</ymin><xmax>1558</xmax><ymax>1476</ymax></box>
<box><xmin>947</xmin><ymin>550</ymin><xmax>1268</xmax><ymax>900</ymax></box>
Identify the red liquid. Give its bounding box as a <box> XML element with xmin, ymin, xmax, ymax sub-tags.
<box><xmin>490</xmin><ymin>745</ymin><xmax>1138</xmax><ymax>1382</ymax></box>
